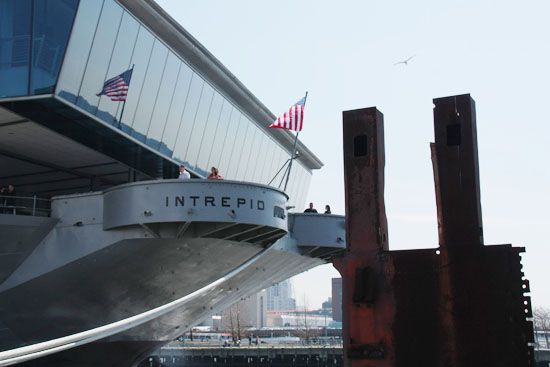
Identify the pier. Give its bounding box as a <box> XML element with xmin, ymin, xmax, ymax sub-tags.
<box><xmin>141</xmin><ymin>345</ymin><xmax>343</xmax><ymax>367</ymax></box>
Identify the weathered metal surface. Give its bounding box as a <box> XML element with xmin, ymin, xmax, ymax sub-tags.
<box><xmin>429</xmin><ymin>94</ymin><xmax>533</xmax><ymax>366</ymax></box>
<box><xmin>334</xmin><ymin>107</ymin><xmax>394</xmax><ymax>366</ymax></box>
<box><xmin>335</xmin><ymin>95</ymin><xmax>533</xmax><ymax>367</ymax></box>
<box><xmin>432</xmin><ymin>94</ymin><xmax>484</xmax><ymax>248</ymax></box>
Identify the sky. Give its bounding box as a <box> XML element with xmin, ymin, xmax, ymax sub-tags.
<box><xmin>157</xmin><ymin>0</ymin><xmax>550</xmax><ymax>310</ymax></box>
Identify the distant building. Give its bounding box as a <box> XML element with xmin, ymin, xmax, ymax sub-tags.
<box><xmin>220</xmin><ymin>290</ymin><xmax>267</xmax><ymax>329</ymax></box>
<box><xmin>266</xmin><ymin>280</ymin><xmax>296</xmax><ymax>311</ymax></box>
<box><xmin>267</xmin><ymin>310</ymin><xmax>330</xmax><ymax>328</ymax></box>
<box><xmin>332</xmin><ymin>278</ymin><xmax>342</xmax><ymax>321</ymax></box>
<box><xmin>322</xmin><ymin>297</ymin><xmax>332</xmax><ymax>310</ymax></box>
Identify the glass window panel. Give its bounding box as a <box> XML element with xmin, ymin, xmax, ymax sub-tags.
<box><xmin>119</xmin><ymin>27</ymin><xmax>154</xmax><ymax>134</ymax></box>
<box><xmin>265</xmin><ymin>138</ymin><xmax>279</xmax><ymax>184</ymax></box>
<box><xmin>294</xmin><ymin>167</ymin><xmax>307</xmax><ymax>209</ymax></box>
<box><xmin>262</xmin><ymin>135</ymin><xmax>277</xmax><ymax>184</ymax></box>
<box><xmin>195</xmin><ymin>91</ymin><xmax>223</xmax><ymax>172</ymax></box>
<box><xmin>264</xmin><ymin>142</ymin><xmax>280</xmax><ymax>186</ymax></box>
<box><xmin>130</xmin><ymin>40</ymin><xmax>168</xmax><ymax>142</ymax></box>
<box><xmin>235</xmin><ymin>121</ymin><xmax>255</xmax><ymax>180</ymax></box>
<box><xmin>159</xmin><ymin>61</ymin><xmax>193</xmax><ymax>156</ymax></box>
<box><xmin>301</xmin><ymin>170</ymin><xmax>313</xmax><ymax>210</ymax></box>
<box><xmin>207</xmin><ymin>99</ymin><xmax>232</xmax><ymax>170</ymax></box>
<box><xmin>219</xmin><ymin>108</ymin><xmax>241</xmax><ymax>179</ymax></box>
<box><xmin>243</xmin><ymin>127</ymin><xmax>262</xmax><ymax>181</ymax></box>
<box><xmin>146</xmin><ymin>52</ymin><xmax>180</xmax><ymax>148</ymax></box>
<box><xmin>76</xmin><ymin>0</ymin><xmax>123</xmax><ymax>115</ymax></box>
<box><xmin>298</xmin><ymin>167</ymin><xmax>309</xmax><ymax>209</ymax></box>
<box><xmin>184</xmin><ymin>82</ymin><xmax>214</xmax><ymax>173</ymax></box>
<box><xmin>172</xmin><ymin>74</ymin><xmax>203</xmax><ymax>165</ymax></box>
<box><xmin>95</xmin><ymin>11</ymin><xmax>139</xmax><ymax>126</ymax></box>
<box><xmin>31</xmin><ymin>0</ymin><xmax>79</xmax><ymax>95</ymax></box>
<box><xmin>225</xmin><ymin>113</ymin><xmax>247</xmax><ymax>179</ymax></box>
<box><xmin>56</xmin><ymin>0</ymin><xmax>104</xmax><ymax>102</ymax></box>
<box><xmin>252</xmin><ymin>134</ymin><xmax>269</xmax><ymax>183</ymax></box>
<box><xmin>297</xmin><ymin>169</ymin><xmax>307</xmax><ymax>207</ymax></box>
<box><xmin>0</xmin><ymin>0</ymin><xmax>32</xmax><ymax>97</ymax></box>
<box><xmin>272</xmin><ymin>147</ymin><xmax>288</xmax><ymax>188</ymax></box>
<box><xmin>286</xmin><ymin>160</ymin><xmax>300</xmax><ymax>205</ymax></box>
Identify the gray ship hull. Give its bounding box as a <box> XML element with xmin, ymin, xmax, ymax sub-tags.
<box><xmin>0</xmin><ymin>181</ymin><xmax>344</xmax><ymax>366</ymax></box>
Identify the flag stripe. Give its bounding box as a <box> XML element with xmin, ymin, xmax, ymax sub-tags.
<box><xmin>269</xmin><ymin>95</ymin><xmax>306</xmax><ymax>132</ymax></box>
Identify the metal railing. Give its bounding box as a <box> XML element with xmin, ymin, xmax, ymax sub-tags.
<box><xmin>0</xmin><ymin>195</ymin><xmax>51</xmax><ymax>217</ymax></box>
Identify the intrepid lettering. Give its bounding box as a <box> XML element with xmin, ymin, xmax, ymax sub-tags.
<box><xmin>166</xmin><ymin>195</ymin><xmax>265</xmax><ymax>211</ymax></box>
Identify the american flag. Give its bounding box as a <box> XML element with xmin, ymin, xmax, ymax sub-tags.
<box><xmin>269</xmin><ymin>95</ymin><xmax>307</xmax><ymax>131</ymax></box>
<box><xmin>96</xmin><ymin>68</ymin><xmax>133</xmax><ymax>101</ymax></box>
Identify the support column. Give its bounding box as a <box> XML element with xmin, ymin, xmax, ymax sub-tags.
<box><xmin>334</xmin><ymin>107</ymin><xmax>394</xmax><ymax>367</ymax></box>
<box><xmin>431</xmin><ymin>94</ymin><xmax>483</xmax><ymax>248</ymax></box>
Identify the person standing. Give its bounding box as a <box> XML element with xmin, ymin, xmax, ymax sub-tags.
<box><xmin>0</xmin><ymin>186</ymin><xmax>5</xmax><ymax>213</ymax></box>
<box><xmin>178</xmin><ymin>165</ymin><xmax>191</xmax><ymax>180</ymax></box>
<box><xmin>5</xmin><ymin>184</ymin><xmax>16</xmax><ymax>214</ymax></box>
<box><xmin>207</xmin><ymin>167</ymin><xmax>224</xmax><ymax>180</ymax></box>
<box><xmin>324</xmin><ymin>205</ymin><xmax>332</xmax><ymax>214</ymax></box>
<box><xmin>304</xmin><ymin>202</ymin><xmax>318</xmax><ymax>213</ymax></box>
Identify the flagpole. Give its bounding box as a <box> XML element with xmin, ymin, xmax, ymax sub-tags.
<box><xmin>117</xmin><ymin>64</ymin><xmax>134</xmax><ymax>129</ymax></box>
<box><xmin>283</xmin><ymin>91</ymin><xmax>308</xmax><ymax>192</ymax></box>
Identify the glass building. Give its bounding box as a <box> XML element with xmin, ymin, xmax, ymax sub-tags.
<box><xmin>0</xmin><ymin>0</ymin><xmax>322</xmax><ymax>207</ymax></box>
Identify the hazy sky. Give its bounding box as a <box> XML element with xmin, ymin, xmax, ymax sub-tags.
<box><xmin>157</xmin><ymin>0</ymin><xmax>550</xmax><ymax>310</ymax></box>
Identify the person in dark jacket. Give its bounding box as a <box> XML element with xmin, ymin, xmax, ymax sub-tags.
<box><xmin>5</xmin><ymin>184</ymin><xmax>16</xmax><ymax>211</ymax></box>
<box><xmin>304</xmin><ymin>202</ymin><xmax>318</xmax><ymax>213</ymax></box>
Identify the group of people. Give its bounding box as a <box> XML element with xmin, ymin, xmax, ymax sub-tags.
<box><xmin>304</xmin><ymin>202</ymin><xmax>331</xmax><ymax>214</ymax></box>
<box><xmin>178</xmin><ymin>165</ymin><xmax>224</xmax><ymax>180</ymax></box>
<box><xmin>0</xmin><ymin>184</ymin><xmax>16</xmax><ymax>212</ymax></box>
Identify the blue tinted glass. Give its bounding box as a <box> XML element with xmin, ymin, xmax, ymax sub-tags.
<box><xmin>235</xmin><ymin>120</ymin><xmax>255</xmax><ymax>180</ymax></box>
<box><xmin>95</xmin><ymin>11</ymin><xmax>139</xmax><ymax>126</ymax></box>
<box><xmin>184</xmin><ymin>82</ymin><xmax>214</xmax><ymax>172</ymax></box>
<box><xmin>119</xmin><ymin>27</ymin><xmax>154</xmax><ymax>134</ymax></box>
<box><xmin>219</xmin><ymin>108</ymin><xmax>241</xmax><ymax>178</ymax></box>
<box><xmin>56</xmin><ymin>0</ymin><xmax>104</xmax><ymax>103</ymax></box>
<box><xmin>146</xmin><ymin>52</ymin><xmax>180</xmax><ymax>149</ymax></box>
<box><xmin>227</xmin><ymin>116</ymin><xmax>248</xmax><ymax>179</ymax></box>
<box><xmin>0</xmin><ymin>0</ymin><xmax>32</xmax><ymax>97</ymax></box>
<box><xmin>131</xmin><ymin>40</ymin><xmax>168</xmax><ymax>142</ymax></box>
<box><xmin>159</xmin><ymin>61</ymin><xmax>193</xmax><ymax>156</ymax></box>
<box><xmin>31</xmin><ymin>0</ymin><xmax>78</xmax><ymax>95</ymax></box>
<box><xmin>195</xmin><ymin>91</ymin><xmax>223</xmax><ymax>171</ymax></box>
<box><xmin>207</xmin><ymin>100</ymin><xmax>232</xmax><ymax>169</ymax></box>
<box><xmin>172</xmin><ymin>74</ymin><xmax>203</xmax><ymax>166</ymax></box>
<box><xmin>76</xmin><ymin>0</ymin><xmax>123</xmax><ymax>115</ymax></box>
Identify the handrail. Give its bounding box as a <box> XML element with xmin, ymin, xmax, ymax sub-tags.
<box><xmin>0</xmin><ymin>247</ymin><xmax>266</xmax><ymax>366</ymax></box>
<box><xmin>0</xmin><ymin>195</ymin><xmax>51</xmax><ymax>217</ymax></box>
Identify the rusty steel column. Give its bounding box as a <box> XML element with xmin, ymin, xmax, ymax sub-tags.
<box><xmin>431</xmin><ymin>94</ymin><xmax>534</xmax><ymax>366</ymax></box>
<box><xmin>334</xmin><ymin>107</ymin><xmax>394</xmax><ymax>367</ymax></box>
<box><xmin>431</xmin><ymin>94</ymin><xmax>483</xmax><ymax>248</ymax></box>
<box><xmin>334</xmin><ymin>95</ymin><xmax>533</xmax><ymax>367</ymax></box>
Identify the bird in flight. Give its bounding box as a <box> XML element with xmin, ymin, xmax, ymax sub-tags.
<box><xmin>394</xmin><ymin>55</ymin><xmax>416</xmax><ymax>66</ymax></box>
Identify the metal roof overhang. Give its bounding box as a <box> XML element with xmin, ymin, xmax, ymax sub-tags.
<box><xmin>117</xmin><ymin>0</ymin><xmax>323</xmax><ymax>171</ymax></box>
<box><xmin>0</xmin><ymin>97</ymin><xmax>177</xmax><ymax>197</ymax></box>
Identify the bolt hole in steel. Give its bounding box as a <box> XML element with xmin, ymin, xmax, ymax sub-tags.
<box><xmin>354</xmin><ymin>134</ymin><xmax>368</xmax><ymax>157</ymax></box>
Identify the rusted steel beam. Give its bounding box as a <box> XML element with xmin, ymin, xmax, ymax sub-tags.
<box><xmin>335</xmin><ymin>94</ymin><xmax>533</xmax><ymax>367</ymax></box>
<box><xmin>431</xmin><ymin>94</ymin><xmax>484</xmax><ymax>248</ymax></box>
<box><xmin>334</xmin><ymin>107</ymin><xmax>394</xmax><ymax>367</ymax></box>
<box><xmin>431</xmin><ymin>94</ymin><xmax>534</xmax><ymax>366</ymax></box>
